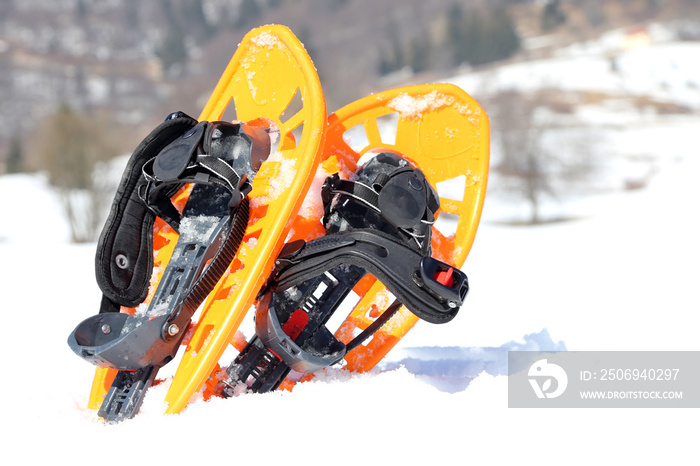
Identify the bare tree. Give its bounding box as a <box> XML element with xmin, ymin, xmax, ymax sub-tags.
<box><xmin>4</xmin><ymin>137</ymin><xmax>24</xmax><ymax>174</ymax></box>
<box><xmin>38</xmin><ymin>105</ymin><xmax>125</xmax><ymax>242</ymax></box>
<box><xmin>490</xmin><ymin>89</ymin><xmax>596</xmax><ymax>224</ymax></box>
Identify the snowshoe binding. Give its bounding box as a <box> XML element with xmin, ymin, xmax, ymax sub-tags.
<box><xmin>306</xmin><ymin>83</ymin><xmax>489</xmax><ymax>379</ymax></box>
<box><xmin>219</xmin><ymin>152</ymin><xmax>469</xmax><ymax>395</ymax></box>
<box><xmin>212</xmin><ymin>82</ymin><xmax>490</xmax><ymax>394</ymax></box>
<box><xmin>68</xmin><ymin>113</ymin><xmax>270</xmax><ymax>420</ymax></box>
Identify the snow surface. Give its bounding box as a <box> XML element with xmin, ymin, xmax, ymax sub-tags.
<box><xmin>388</xmin><ymin>90</ymin><xmax>454</xmax><ymax>119</ymax></box>
<box><xmin>2</xmin><ymin>36</ymin><xmax>699</xmax><ymax>465</ymax></box>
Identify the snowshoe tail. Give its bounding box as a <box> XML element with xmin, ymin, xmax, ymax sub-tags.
<box><xmin>217</xmin><ymin>84</ymin><xmax>489</xmax><ymax>394</ymax></box>
<box><xmin>69</xmin><ymin>24</ymin><xmax>326</xmax><ymax>419</ymax></box>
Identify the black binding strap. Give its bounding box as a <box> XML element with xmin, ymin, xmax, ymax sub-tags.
<box><xmin>321</xmin><ymin>167</ymin><xmax>438</xmax><ymax>253</ymax></box>
<box><xmin>96</xmin><ymin>112</ymin><xmax>198</xmax><ymax>309</ymax></box>
<box><xmin>321</xmin><ymin>175</ymin><xmax>381</xmax><ymax>214</ymax></box>
<box><xmin>141</xmin><ymin>120</ymin><xmax>253</xmax><ymax>229</ymax></box>
<box><xmin>96</xmin><ymin>114</ymin><xmax>256</xmax><ymax>311</ymax></box>
<box><xmin>271</xmin><ymin>230</ymin><xmax>468</xmax><ymax>324</ymax></box>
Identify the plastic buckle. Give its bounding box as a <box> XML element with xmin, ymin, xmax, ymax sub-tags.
<box><xmin>418</xmin><ymin>257</ymin><xmax>469</xmax><ymax>310</ymax></box>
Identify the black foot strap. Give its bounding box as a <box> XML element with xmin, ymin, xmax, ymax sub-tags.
<box><xmin>271</xmin><ymin>230</ymin><xmax>468</xmax><ymax>324</ymax></box>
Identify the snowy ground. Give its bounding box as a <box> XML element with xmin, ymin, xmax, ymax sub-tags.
<box><xmin>2</xmin><ymin>38</ymin><xmax>699</xmax><ymax>464</ymax></box>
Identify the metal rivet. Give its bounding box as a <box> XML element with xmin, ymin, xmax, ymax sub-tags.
<box><xmin>115</xmin><ymin>254</ymin><xmax>129</xmax><ymax>269</ymax></box>
<box><xmin>167</xmin><ymin>324</ymin><xmax>180</xmax><ymax>336</ymax></box>
<box><xmin>409</xmin><ymin>175</ymin><xmax>423</xmax><ymax>190</ymax></box>
<box><xmin>101</xmin><ymin>324</ymin><xmax>111</xmax><ymax>334</ymax></box>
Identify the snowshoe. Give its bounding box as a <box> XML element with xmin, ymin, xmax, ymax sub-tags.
<box><xmin>68</xmin><ymin>24</ymin><xmax>326</xmax><ymax>420</ymax></box>
<box><xmin>219</xmin><ymin>151</ymin><xmax>468</xmax><ymax>394</ymax></box>
<box><xmin>315</xmin><ymin>83</ymin><xmax>490</xmax><ymax>376</ymax></box>
<box><xmin>216</xmin><ymin>83</ymin><xmax>490</xmax><ymax>395</ymax></box>
<box><xmin>68</xmin><ymin>114</ymin><xmax>263</xmax><ymax>419</ymax></box>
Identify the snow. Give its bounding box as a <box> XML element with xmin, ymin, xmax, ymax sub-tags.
<box><xmin>178</xmin><ymin>215</ymin><xmax>222</xmax><ymax>243</ymax></box>
<box><xmin>451</xmin><ymin>40</ymin><xmax>700</xmax><ymax>111</ymax></box>
<box><xmin>249</xmin><ymin>150</ymin><xmax>298</xmax><ymax>210</ymax></box>
<box><xmin>297</xmin><ymin>165</ymin><xmax>333</xmax><ymax>220</ymax></box>
<box><xmin>250</xmin><ymin>30</ymin><xmax>283</xmax><ymax>49</ymax></box>
<box><xmin>2</xmin><ymin>34</ymin><xmax>700</xmax><ymax>465</ymax></box>
<box><xmin>0</xmin><ymin>173</ymin><xmax>70</xmax><ymax>243</ymax></box>
<box><xmin>388</xmin><ymin>90</ymin><xmax>454</xmax><ymax>119</ymax></box>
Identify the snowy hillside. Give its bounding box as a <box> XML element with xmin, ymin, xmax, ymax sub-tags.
<box><xmin>2</xmin><ymin>35</ymin><xmax>699</xmax><ymax>465</ymax></box>
<box><xmin>451</xmin><ymin>28</ymin><xmax>700</xmax><ymax>110</ymax></box>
